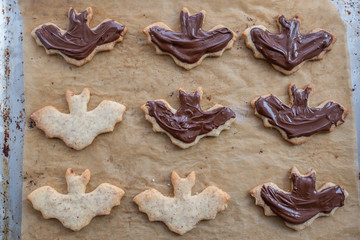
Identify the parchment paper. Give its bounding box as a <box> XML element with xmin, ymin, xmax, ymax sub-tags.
<box><xmin>19</xmin><ymin>0</ymin><xmax>359</xmax><ymax>239</ymax></box>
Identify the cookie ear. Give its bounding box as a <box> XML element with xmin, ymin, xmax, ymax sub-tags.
<box><xmin>290</xmin><ymin>166</ymin><xmax>300</xmax><ymax>176</ymax></box>
<box><xmin>81</xmin><ymin>169</ymin><xmax>91</xmax><ymax>185</ymax></box>
<box><xmin>196</xmin><ymin>87</ymin><xmax>203</xmax><ymax>98</ymax></box>
<box><xmin>65</xmin><ymin>168</ymin><xmax>75</xmax><ymax>178</ymax></box>
<box><xmin>65</xmin><ymin>169</ymin><xmax>90</xmax><ymax>194</ymax></box>
<box><xmin>186</xmin><ymin>171</ymin><xmax>196</xmax><ymax>185</ymax></box>
<box><xmin>178</xmin><ymin>88</ymin><xmax>186</xmax><ymax>96</ymax></box>
<box><xmin>66</xmin><ymin>88</ymin><xmax>91</xmax><ymax>113</ymax></box>
<box><xmin>171</xmin><ymin>171</ymin><xmax>180</xmax><ymax>184</ymax></box>
<box><xmin>181</xmin><ymin>7</ymin><xmax>190</xmax><ymax>14</ymax></box>
<box><xmin>293</xmin><ymin>14</ymin><xmax>302</xmax><ymax>23</ymax></box>
<box><xmin>85</xmin><ymin>7</ymin><xmax>93</xmax><ymax>23</ymax></box>
<box><xmin>67</xmin><ymin>7</ymin><xmax>74</xmax><ymax>18</ymax></box>
<box><xmin>305</xmin><ymin>83</ymin><xmax>313</xmax><ymax>96</ymax></box>
<box><xmin>200</xmin><ymin>10</ymin><xmax>206</xmax><ymax>22</ymax></box>
<box><xmin>81</xmin><ymin>88</ymin><xmax>91</xmax><ymax>100</ymax></box>
<box><xmin>65</xmin><ymin>90</ymin><xmax>75</xmax><ymax>103</ymax></box>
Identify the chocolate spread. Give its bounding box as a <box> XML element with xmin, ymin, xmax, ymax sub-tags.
<box><xmin>261</xmin><ymin>172</ymin><xmax>345</xmax><ymax>224</ymax></box>
<box><xmin>148</xmin><ymin>10</ymin><xmax>234</xmax><ymax>64</ymax></box>
<box><xmin>146</xmin><ymin>90</ymin><xmax>236</xmax><ymax>143</ymax></box>
<box><xmin>254</xmin><ymin>85</ymin><xmax>345</xmax><ymax>138</ymax></box>
<box><xmin>250</xmin><ymin>15</ymin><xmax>334</xmax><ymax>70</ymax></box>
<box><xmin>35</xmin><ymin>8</ymin><xmax>125</xmax><ymax>60</ymax></box>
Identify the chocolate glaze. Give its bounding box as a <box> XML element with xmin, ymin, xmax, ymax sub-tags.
<box><xmin>261</xmin><ymin>172</ymin><xmax>345</xmax><ymax>224</ymax></box>
<box><xmin>254</xmin><ymin>85</ymin><xmax>345</xmax><ymax>139</ymax></box>
<box><xmin>250</xmin><ymin>15</ymin><xmax>334</xmax><ymax>71</ymax></box>
<box><xmin>148</xmin><ymin>10</ymin><xmax>234</xmax><ymax>64</ymax></box>
<box><xmin>146</xmin><ymin>90</ymin><xmax>236</xmax><ymax>143</ymax></box>
<box><xmin>35</xmin><ymin>8</ymin><xmax>125</xmax><ymax>60</ymax></box>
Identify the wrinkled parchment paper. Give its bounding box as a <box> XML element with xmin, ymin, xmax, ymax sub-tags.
<box><xmin>19</xmin><ymin>0</ymin><xmax>359</xmax><ymax>239</ymax></box>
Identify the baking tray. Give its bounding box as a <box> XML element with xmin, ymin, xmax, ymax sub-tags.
<box><xmin>0</xmin><ymin>0</ymin><xmax>358</xmax><ymax>239</ymax></box>
<box><xmin>0</xmin><ymin>0</ymin><xmax>24</xmax><ymax>239</ymax></box>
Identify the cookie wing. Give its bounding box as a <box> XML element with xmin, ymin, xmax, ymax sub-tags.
<box><xmin>194</xmin><ymin>186</ymin><xmax>230</xmax><ymax>220</ymax></box>
<box><xmin>27</xmin><ymin>186</ymin><xmax>81</xmax><ymax>228</ymax></box>
<box><xmin>133</xmin><ymin>189</ymin><xmax>171</xmax><ymax>221</ymax></box>
<box><xmin>87</xmin><ymin>100</ymin><xmax>126</xmax><ymax>134</ymax></box>
<box><xmin>30</xmin><ymin>106</ymin><xmax>69</xmax><ymax>138</ymax></box>
<box><xmin>81</xmin><ymin>183</ymin><xmax>124</xmax><ymax>217</ymax></box>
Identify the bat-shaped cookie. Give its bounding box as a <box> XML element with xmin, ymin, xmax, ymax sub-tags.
<box><xmin>143</xmin><ymin>7</ymin><xmax>237</xmax><ymax>70</ymax></box>
<box><xmin>32</xmin><ymin>7</ymin><xmax>127</xmax><ymax>66</ymax></box>
<box><xmin>250</xmin><ymin>83</ymin><xmax>348</xmax><ymax>144</ymax></box>
<box><xmin>242</xmin><ymin>15</ymin><xmax>336</xmax><ymax>75</ymax></box>
<box><xmin>31</xmin><ymin>88</ymin><xmax>126</xmax><ymax>150</ymax></box>
<box><xmin>250</xmin><ymin>167</ymin><xmax>347</xmax><ymax>230</ymax></box>
<box><xmin>27</xmin><ymin>168</ymin><xmax>125</xmax><ymax>231</ymax></box>
<box><xmin>133</xmin><ymin>171</ymin><xmax>230</xmax><ymax>235</ymax></box>
<box><xmin>141</xmin><ymin>87</ymin><xmax>236</xmax><ymax>149</ymax></box>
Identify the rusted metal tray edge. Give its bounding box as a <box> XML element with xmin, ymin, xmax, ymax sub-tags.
<box><xmin>0</xmin><ymin>0</ymin><xmax>24</xmax><ymax>239</ymax></box>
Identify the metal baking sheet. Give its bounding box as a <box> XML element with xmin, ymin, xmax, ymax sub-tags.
<box><xmin>0</xmin><ymin>0</ymin><xmax>24</xmax><ymax>239</ymax></box>
<box><xmin>0</xmin><ymin>0</ymin><xmax>358</xmax><ymax>239</ymax></box>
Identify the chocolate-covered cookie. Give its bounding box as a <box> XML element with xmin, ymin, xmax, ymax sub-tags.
<box><xmin>143</xmin><ymin>7</ymin><xmax>237</xmax><ymax>70</ymax></box>
<box><xmin>242</xmin><ymin>15</ymin><xmax>336</xmax><ymax>75</ymax></box>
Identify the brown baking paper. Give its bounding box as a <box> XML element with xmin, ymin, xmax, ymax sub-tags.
<box><xmin>19</xmin><ymin>0</ymin><xmax>359</xmax><ymax>239</ymax></box>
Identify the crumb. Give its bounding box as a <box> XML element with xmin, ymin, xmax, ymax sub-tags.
<box><xmin>28</xmin><ymin>120</ymin><xmax>36</xmax><ymax>128</ymax></box>
<box><xmin>29</xmin><ymin>180</ymin><xmax>36</xmax><ymax>186</ymax></box>
<box><xmin>259</xmin><ymin>150</ymin><xmax>263</xmax><ymax>154</ymax></box>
